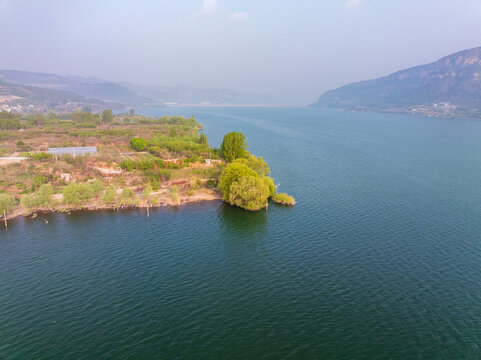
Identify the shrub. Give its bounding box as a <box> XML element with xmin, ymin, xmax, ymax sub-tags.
<box><xmin>101</xmin><ymin>109</ymin><xmax>114</xmax><ymax>123</ymax></box>
<box><xmin>142</xmin><ymin>184</ymin><xmax>152</xmax><ymax>199</ymax></box>
<box><xmin>169</xmin><ymin>186</ymin><xmax>179</xmax><ymax>204</ymax></box>
<box><xmin>32</xmin><ymin>175</ymin><xmax>48</xmax><ymax>189</ymax></box>
<box><xmin>272</xmin><ymin>193</ymin><xmax>296</xmax><ymax>206</ymax></box>
<box><xmin>169</xmin><ymin>127</ymin><xmax>177</xmax><ymax>137</ymax></box>
<box><xmin>0</xmin><ymin>193</ymin><xmax>16</xmax><ymax>214</ymax></box>
<box><xmin>102</xmin><ymin>185</ymin><xmax>116</xmax><ymax>205</ymax></box>
<box><xmin>130</xmin><ymin>137</ymin><xmax>148</xmax><ymax>151</ymax></box>
<box><xmin>90</xmin><ymin>180</ymin><xmax>104</xmax><ymax>196</ymax></box>
<box><xmin>29</xmin><ymin>153</ymin><xmax>52</xmax><ymax>161</ymax></box>
<box><xmin>119</xmin><ymin>159</ymin><xmax>135</xmax><ymax>171</ymax></box>
<box><xmin>21</xmin><ymin>184</ymin><xmax>54</xmax><ymax>208</ymax></box>
<box><xmin>62</xmin><ymin>181</ymin><xmax>103</xmax><ymax>205</ymax></box>
<box><xmin>118</xmin><ymin>188</ymin><xmax>137</xmax><ymax>206</ymax></box>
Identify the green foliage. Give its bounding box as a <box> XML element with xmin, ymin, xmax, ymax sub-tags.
<box><xmin>119</xmin><ymin>159</ymin><xmax>135</xmax><ymax>171</ymax></box>
<box><xmin>20</xmin><ymin>184</ymin><xmax>54</xmax><ymax>208</ymax></box>
<box><xmin>220</xmin><ymin>132</ymin><xmax>248</xmax><ymax>163</ymax></box>
<box><xmin>29</xmin><ymin>153</ymin><xmax>52</xmax><ymax>161</ymax></box>
<box><xmin>130</xmin><ymin>137</ymin><xmax>148</xmax><ymax>151</ymax></box>
<box><xmin>101</xmin><ymin>109</ymin><xmax>114</xmax><ymax>123</ymax></box>
<box><xmin>0</xmin><ymin>193</ymin><xmax>15</xmax><ymax>214</ymax></box>
<box><xmin>272</xmin><ymin>193</ymin><xmax>295</xmax><ymax>206</ymax></box>
<box><xmin>90</xmin><ymin>180</ymin><xmax>104</xmax><ymax>195</ymax></box>
<box><xmin>32</xmin><ymin>175</ymin><xmax>48</xmax><ymax>189</ymax></box>
<box><xmin>102</xmin><ymin>185</ymin><xmax>116</xmax><ymax>205</ymax></box>
<box><xmin>233</xmin><ymin>155</ymin><xmax>270</xmax><ymax>176</ymax></box>
<box><xmin>199</xmin><ymin>133</ymin><xmax>208</xmax><ymax>145</ymax></box>
<box><xmin>228</xmin><ymin>176</ymin><xmax>270</xmax><ymax>211</ymax></box>
<box><xmin>118</xmin><ymin>188</ymin><xmax>137</xmax><ymax>206</ymax></box>
<box><xmin>218</xmin><ymin>163</ymin><xmax>258</xmax><ymax>201</ymax></box>
<box><xmin>72</xmin><ymin>112</ymin><xmax>100</xmax><ymax>124</ymax></box>
<box><xmin>69</xmin><ymin>129</ymin><xmax>132</xmax><ymax>138</ymax></box>
<box><xmin>169</xmin><ymin>186</ymin><xmax>179</xmax><ymax>203</ymax></box>
<box><xmin>142</xmin><ymin>184</ymin><xmax>152</xmax><ymax>199</ymax></box>
<box><xmin>169</xmin><ymin>127</ymin><xmax>177</xmax><ymax>137</ymax></box>
<box><xmin>0</xmin><ymin>111</ymin><xmax>21</xmax><ymax>130</ymax></box>
<box><xmin>16</xmin><ymin>140</ymin><xmax>25</xmax><ymax>147</ymax></box>
<box><xmin>262</xmin><ymin>176</ymin><xmax>276</xmax><ymax>196</ymax></box>
<box><xmin>62</xmin><ymin>181</ymin><xmax>103</xmax><ymax>205</ymax></box>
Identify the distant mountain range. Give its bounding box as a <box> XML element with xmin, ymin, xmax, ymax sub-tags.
<box><xmin>311</xmin><ymin>47</ymin><xmax>481</xmax><ymax>118</ymax></box>
<box><xmin>0</xmin><ymin>70</ymin><xmax>270</xmax><ymax>113</ymax></box>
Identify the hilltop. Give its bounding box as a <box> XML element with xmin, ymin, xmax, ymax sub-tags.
<box><xmin>311</xmin><ymin>47</ymin><xmax>481</xmax><ymax>118</ymax></box>
<box><xmin>0</xmin><ymin>70</ymin><xmax>271</xmax><ymax>112</ymax></box>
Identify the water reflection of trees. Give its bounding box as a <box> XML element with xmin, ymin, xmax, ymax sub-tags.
<box><xmin>217</xmin><ymin>203</ymin><xmax>268</xmax><ymax>243</ymax></box>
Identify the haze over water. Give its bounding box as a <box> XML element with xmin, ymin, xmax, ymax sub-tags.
<box><xmin>2</xmin><ymin>107</ymin><xmax>481</xmax><ymax>359</ymax></box>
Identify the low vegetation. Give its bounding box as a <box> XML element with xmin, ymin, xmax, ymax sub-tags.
<box><xmin>0</xmin><ymin>111</ymin><xmax>293</xmax><ymax>218</ymax></box>
<box><xmin>272</xmin><ymin>193</ymin><xmax>296</xmax><ymax>206</ymax></box>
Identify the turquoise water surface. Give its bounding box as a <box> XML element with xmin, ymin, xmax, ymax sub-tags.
<box><xmin>2</xmin><ymin>107</ymin><xmax>481</xmax><ymax>359</ymax></box>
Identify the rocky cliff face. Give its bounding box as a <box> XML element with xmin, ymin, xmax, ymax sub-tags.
<box><xmin>311</xmin><ymin>47</ymin><xmax>481</xmax><ymax>111</ymax></box>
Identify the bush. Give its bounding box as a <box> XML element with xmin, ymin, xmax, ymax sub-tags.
<box><xmin>29</xmin><ymin>153</ymin><xmax>52</xmax><ymax>161</ymax></box>
<box><xmin>101</xmin><ymin>109</ymin><xmax>114</xmax><ymax>123</ymax></box>
<box><xmin>21</xmin><ymin>184</ymin><xmax>54</xmax><ymax>208</ymax></box>
<box><xmin>119</xmin><ymin>159</ymin><xmax>135</xmax><ymax>171</ymax></box>
<box><xmin>272</xmin><ymin>193</ymin><xmax>296</xmax><ymax>206</ymax></box>
<box><xmin>142</xmin><ymin>184</ymin><xmax>152</xmax><ymax>199</ymax></box>
<box><xmin>130</xmin><ymin>137</ymin><xmax>148</xmax><ymax>151</ymax></box>
<box><xmin>62</xmin><ymin>181</ymin><xmax>103</xmax><ymax>205</ymax></box>
<box><xmin>169</xmin><ymin>127</ymin><xmax>177</xmax><ymax>137</ymax></box>
<box><xmin>0</xmin><ymin>193</ymin><xmax>16</xmax><ymax>214</ymax></box>
<box><xmin>102</xmin><ymin>185</ymin><xmax>116</xmax><ymax>205</ymax></box>
<box><xmin>228</xmin><ymin>176</ymin><xmax>270</xmax><ymax>211</ymax></box>
<box><xmin>169</xmin><ymin>186</ymin><xmax>179</xmax><ymax>203</ymax></box>
<box><xmin>32</xmin><ymin>175</ymin><xmax>48</xmax><ymax>189</ymax></box>
<box><xmin>118</xmin><ymin>188</ymin><xmax>137</xmax><ymax>206</ymax></box>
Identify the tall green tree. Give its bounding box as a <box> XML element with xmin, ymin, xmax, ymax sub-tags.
<box><xmin>199</xmin><ymin>133</ymin><xmax>208</xmax><ymax>145</ymax></box>
<box><xmin>101</xmin><ymin>109</ymin><xmax>114</xmax><ymax>123</ymax></box>
<box><xmin>220</xmin><ymin>132</ymin><xmax>248</xmax><ymax>163</ymax></box>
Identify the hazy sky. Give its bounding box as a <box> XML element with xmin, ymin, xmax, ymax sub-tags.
<box><xmin>1</xmin><ymin>0</ymin><xmax>481</xmax><ymax>104</ymax></box>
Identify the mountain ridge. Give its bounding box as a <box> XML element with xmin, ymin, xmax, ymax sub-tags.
<box><xmin>310</xmin><ymin>46</ymin><xmax>481</xmax><ymax>118</ymax></box>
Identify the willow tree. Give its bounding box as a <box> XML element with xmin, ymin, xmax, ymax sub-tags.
<box><xmin>218</xmin><ymin>163</ymin><xmax>258</xmax><ymax>201</ymax></box>
<box><xmin>228</xmin><ymin>176</ymin><xmax>270</xmax><ymax>211</ymax></box>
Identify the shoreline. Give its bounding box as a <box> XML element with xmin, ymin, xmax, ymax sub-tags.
<box><xmin>3</xmin><ymin>190</ymin><xmax>223</xmax><ymax>223</ymax></box>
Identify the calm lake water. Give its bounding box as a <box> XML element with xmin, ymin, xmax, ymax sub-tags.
<box><xmin>2</xmin><ymin>107</ymin><xmax>481</xmax><ymax>359</ymax></box>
